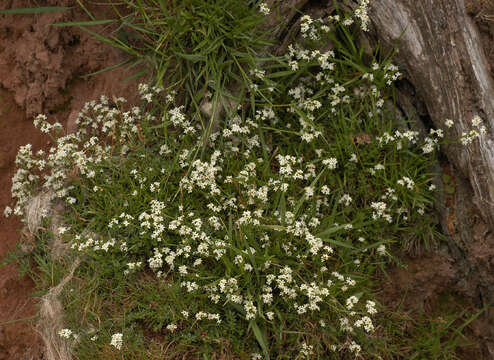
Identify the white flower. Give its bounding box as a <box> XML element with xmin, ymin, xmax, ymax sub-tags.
<box><xmin>346</xmin><ymin>295</ymin><xmax>359</xmax><ymax>310</ymax></box>
<box><xmin>322</xmin><ymin>157</ymin><xmax>338</xmax><ymax>169</ymax></box>
<box><xmin>321</xmin><ymin>185</ymin><xmax>330</xmax><ymax>195</ymax></box>
<box><xmin>58</xmin><ymin>328</ymin><xmax>73</xmax><ymax>339</ymax></box>
<box><xmin>166</xmin><ymin>323</ymin><xmax>177</xmax><ymax>332</ymax></box>
<box><xmin>3</xmin><ymin>206</ymin><xmax>12</xmax><ymax>218</ymax></box>
<box><xmin>472</xmin><ymin>115</ymin><xmax>483</xmax><ymax>127</ymax></box>
<box><xmin>299</xmin><ymin>342</ymin><xmax>314</xmax><ymax>357</ymax></box>
<box><xmin>339</xmin><ymin>194</ymin><xmax>353</xmax><ymax>206</ymax></box>
<box><xmin>58</xmin><ymin>226</ymin><xmax>69</xmax><ymax>235</ymax></box>
<box><xmin>422</xmin><ymin>137</ymin><xmax>436</xmax><ymax>154</ymax></box>
<box><xmin>397</xmin><ymin>176</ymin><xmax>415</xmax><ymax>190</ymax></box>
<box><xmin>259</xmin><ymin>2</ymin><xmax>270</xmax><ymax>15</ymax></box>
<box><xmin>349</xmin><ymin>341</ymin><xmax>361</xmax><ymax>355</ymax></box>
<box><xmin>354</xmin><ymin>315</ymin><xmax>375</xmax><ymax>332</ymax></box>
<box><xmin>445</xmin><ymin>119</ymin><xmax>454</xmax><ymax>128</ymax></box>
<box><xmin>250</xmin><ymin>68</ymin><xmax>266</xmax><ymax>79</ymax></box>
<box><xmin>343</xmin><ymin>18</ymin><xmax>354</xmax><ymax>26</ymax></box>
<box><xmin>366</xmin><ymin>300</ymin><xmax>378</xmax><ymax>315</ymax></box>
<box><xmin>110</xmin><ymin>333</ymin><xmax>123</xmax><ymax>350</ymax></box>
<box><xmin>244</xmin><ymin>263</ymin><xmax>253</xmax><ymax>272</ymax></box>
<box><xmin>377</xmin><ymin>244</ymin><xmax>386</xmax><ymax>256</ymax></box>
<box><xmin>244</xmin><ymin>300</ymin><xmax>257</xmax><ymax>320</ymax></box>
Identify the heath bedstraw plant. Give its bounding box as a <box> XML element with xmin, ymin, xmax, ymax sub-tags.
<box><xmin>5</xmin><ymin>2</ymin><xmax>474</xmax><ymax>359</ymax></box>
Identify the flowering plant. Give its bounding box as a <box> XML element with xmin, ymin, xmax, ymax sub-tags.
<box><xmin>6</xmin><ymin>2</ymin><xmax>469</xmax><ymax>359</ymax></box>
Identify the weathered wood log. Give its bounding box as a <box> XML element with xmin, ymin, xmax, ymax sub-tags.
<box><xmin>369</xmin><ymin>0</ymin><xmax>494</xmax><ymax>356</ymax></box>
<box><xmin>370</xmin><ymin>0</ymin><xmax>494</xmax><ymax>228</ymax></box>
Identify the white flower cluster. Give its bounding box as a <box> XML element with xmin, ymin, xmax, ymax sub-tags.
<box><xmin>258</xmin><ymin>2</ymin><xmax>270</xmax><ymax>15</ymax></box>
<box><xmin>370</xmin><ymin>201</ymin><xmax>392</xmax><ymax>223</ymax></box>
<box><xmin>33</xmin><ymin>114</ymin><xmax>63</xmax><ymax>133</ymax></box>
<box><xmin>11</xmin><ymin>95</ymin><xmax>144</xmax><ymax>218</ymax></box>
<box><xmin>397</xmin><ymin>176</ymin><xmax>415</xmax><ymax>190</ymax></box>
<box><xmin>354</xmin><ymin>0</ymin><xmax>371</xmax><ymax>32</ymax></box>
<box><xmin>110</xmin><ymin>333</ymin><xmax>123</xmax><ymax>350</ymax></box>
<box><xmin>460</xmin><ymin>115</ymin><xmax>487</xmax><ymax>145</ymax></box>
<box><xmin>58</xmin><ymin>328</ymin><xmax>74</xmax><ymax>339</ymax></box>
<box><xmin>138</xmin><ymin>83</ymin><xmax>163</xmax><ymax>103</ymax></box>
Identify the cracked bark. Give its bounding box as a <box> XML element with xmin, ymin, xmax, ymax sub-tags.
<box><xmin>369</xmin><ymin>0</ymin><xmax>494</xmax><ymax>356</ymax></box>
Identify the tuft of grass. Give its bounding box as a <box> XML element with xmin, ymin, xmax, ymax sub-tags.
<box><xmin>371</xmin><ymin>293</ymin><xmax>485</xmax><ymax>360</ymax></box>
<box><xmin>54</xmin><ymin>0</ymin><xmax>271</xmax><ymax>118</ymax></box>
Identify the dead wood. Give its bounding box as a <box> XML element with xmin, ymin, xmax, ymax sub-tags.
<box><xmin>368</xmin><ymin>0</ymin><xmax>494</xmax><ymax>356</ymax></box>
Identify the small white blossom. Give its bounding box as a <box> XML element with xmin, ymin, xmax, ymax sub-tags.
<box><xmin>58</xmin><ymin>328</ymin><xmax>73</xmax><ymax>339</ymax></box>
<box><xmin>259</xmin><ymin>2</ymin><xmax>270</xmax><ymax>15</ymax></box>
<box><xmin>110</xmin><ymin>333</ymin><xmax>123</xmax><ymax>350</ymax></box>
<box><xmin>3</xmin><ymin>206</ymin><xmax>12</xmax><ymax>218</ymax></box>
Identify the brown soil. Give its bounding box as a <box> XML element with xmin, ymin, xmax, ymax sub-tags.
<box><xmin>0</xmin><ymin>1</ymin><xmax>142</xmax><ymax>359</ymax></box>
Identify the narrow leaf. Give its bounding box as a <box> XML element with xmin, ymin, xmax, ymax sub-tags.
<box><xmin>52</xmin><ymin>19</ymin><xmax>115</xmax><ymax>27</ymax></box>
<box><xmin>250</xmin><ymin>321</ymin><xmax>270</xmax><ymax>360</ymax></box>
<box><xmin>0</xmin><ymin>6</ymin><xmax>71</xmax><ymax>14</ymax></box>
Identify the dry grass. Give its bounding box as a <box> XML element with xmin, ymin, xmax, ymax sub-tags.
<box><xmin>37</xmin><ymin>258</ymin><xmax>80</xmax><ymax>360</ymax></box>
<box><xmin>24</xmin><ymin>190</ymin><xmax>78</xmax><ymax>360</ymax></box>
<box><xmin>25</xmin><ymin>191</ymin><xmax>53</xmax><ymax>236</ymax></box>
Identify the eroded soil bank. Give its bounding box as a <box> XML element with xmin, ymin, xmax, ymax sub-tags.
<box><xmin>0</xmin><ymin>1</ymin><xmax>141</xmax><ymax>358</ymax></box>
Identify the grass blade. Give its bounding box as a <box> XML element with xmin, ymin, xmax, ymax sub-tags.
<box><xmin>52</xmin><ymin>19</ymin><xmax>115</xmax><ymax>27</ymax></box>
<box><xmin>250</xmin><ymin>321</ymin><xmax>270</xmax><ymax>360</ymax></box>
<box><xmin>0</xmin><ymin>6</ymin><xmax>71</xmax><ymax>14</ymax></box>
<box><xmin>81</xmin><ymin>58</ymin><xmax>133</xmax><ymax>79</ymax></box>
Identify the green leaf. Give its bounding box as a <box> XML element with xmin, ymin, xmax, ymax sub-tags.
<box><xmin>51</xmin><ymin>19</ymin><xmax>115</xmax><ymax>27</ymax></box>
<box><xmin>81</xmin><ymin>58</ymin><xmax>133</xmax><ymax>78</ymax></box>
<box><xmin>176</xmin><ymin>53</ymin><xmax>206</xmax><ymax>62</ymax></box>
<box><xmin>278</xmin><ymin>193</ymin><xmax>286</xmax><ymax>225</ymax></box>
<box><xmin>250</xmin><ymin>321</ymin><xmax>270</xmax><ymax>360</ymax></box>
<box><xmin>316</xmin><ymin>224</ymin><xmax>346</xmax><ymax>238</ymax></box>
<box><xmin>321</xmin><ymin>238</ymin><xmax>355</xmax><ymax>250</ymax></box>
<box><xmin>259</xmin><ymin>225</ymin><xmax>286</xmax><ymax>232</ymax></box>
<box><xmin>293</xmin><ymin>169</ymin><xmax>325</xmax><ymax>217</ymax></box>
<box><xmin>0</xmin><ymin>6</ymin><xmax>71</xmax><ymax>14</ymax></box>
<box><xmin>266</xmin><ymin>70</ymin><xmax>295</xmax><ymax>79</ymax></box>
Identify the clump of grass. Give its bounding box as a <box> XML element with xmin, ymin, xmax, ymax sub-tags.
<box><xmin>372</xmin><ymin>292</ymin><xmax>485</xmax><ymax>360</ymax></box>
<box><xmin>69</xmin><ymin>0</ymin><xmax>271</xmax><ymax>112</ymax></box>
<box><xmin>3</xmin><ymin>1</ymin><xmax>485</xmax><ymax>359</ymax></box>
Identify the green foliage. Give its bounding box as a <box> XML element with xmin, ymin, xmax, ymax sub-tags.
<box><xmin>55</xmin><ymin>0</ymin><xmax>270</xmax><ymax>109</ymax></box>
